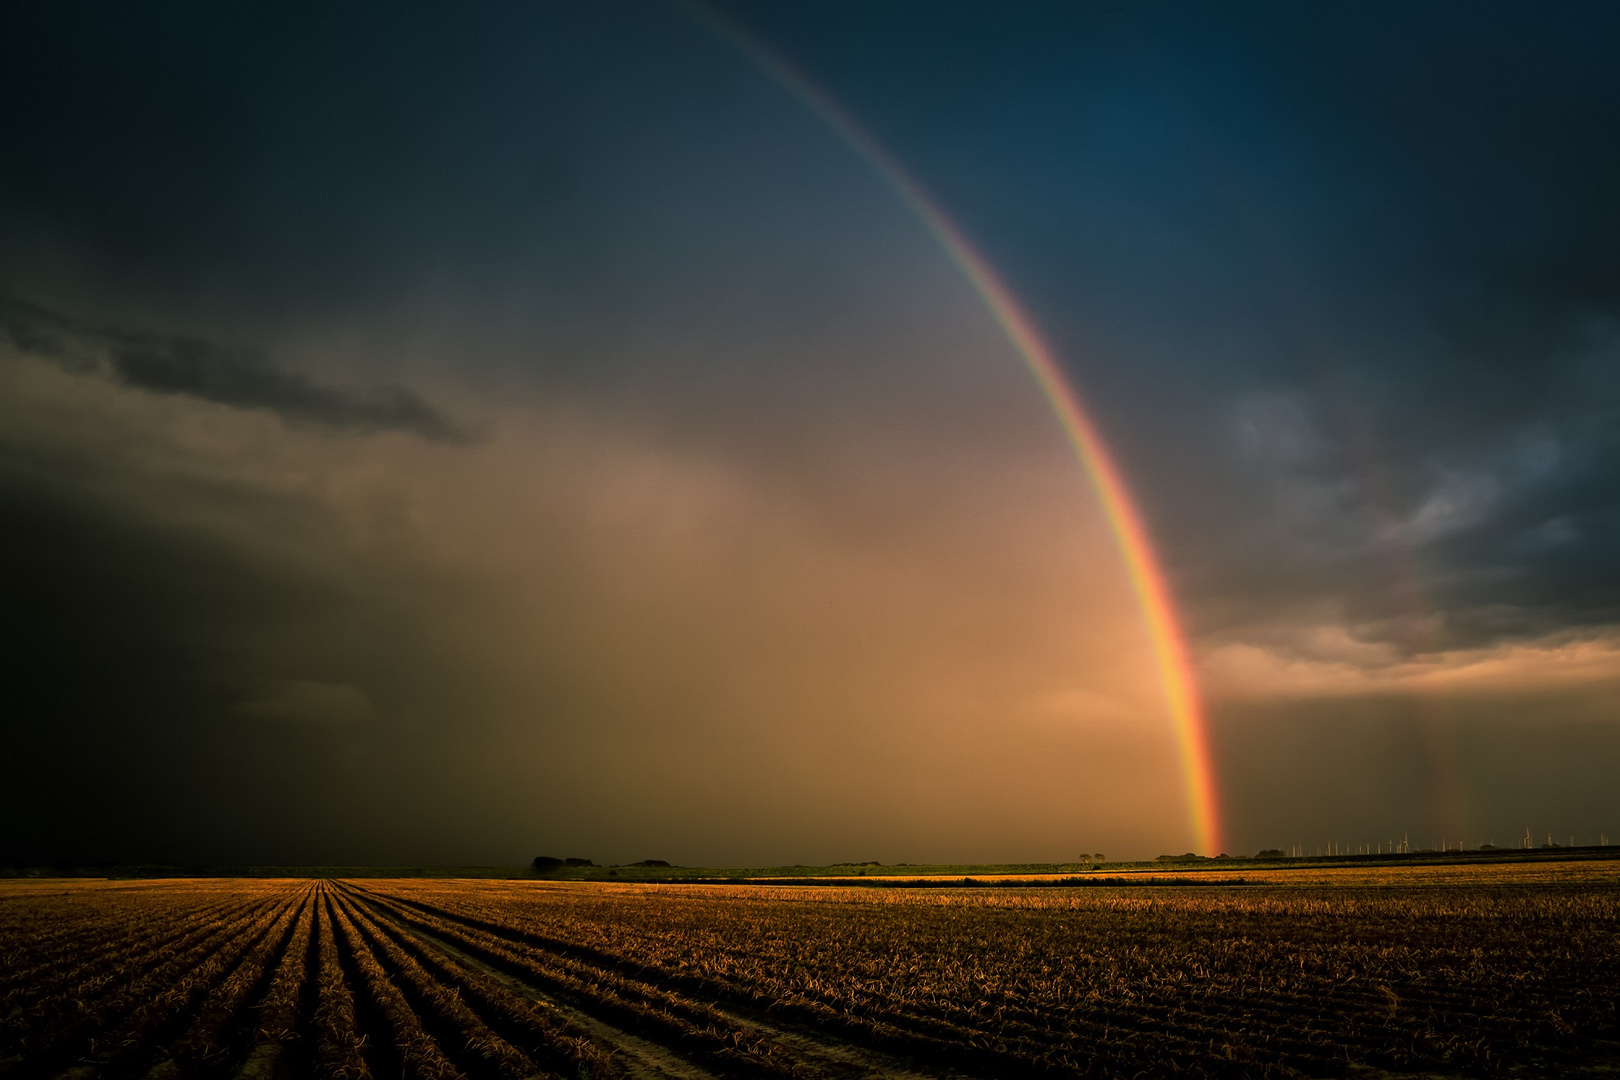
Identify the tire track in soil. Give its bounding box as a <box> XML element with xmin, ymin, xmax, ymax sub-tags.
<box><xmin>373</xmin><ymin>907</ymin><xmax>962</xmax><ymax>1080</ymax></box>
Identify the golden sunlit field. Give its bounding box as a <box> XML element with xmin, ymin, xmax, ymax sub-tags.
<box><xmin>4</xmin><ymin>864</ymin><xmax>1619</xmax><ymax>1079</ymax></box>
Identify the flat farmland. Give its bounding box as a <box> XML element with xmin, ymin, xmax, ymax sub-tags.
<box><xmin>3</xmin><ymin>864</ymin><xmax>1618</xmax><ymax>1079</ymax></box>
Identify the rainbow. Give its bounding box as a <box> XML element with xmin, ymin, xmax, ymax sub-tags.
<box><xmin>686</xmin><ymin>5</ymin><xmax>1223</xmax><ymax>856</ymax></box>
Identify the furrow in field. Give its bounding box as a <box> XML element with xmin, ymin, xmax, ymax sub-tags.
<box><xmin>342</xmin><ymin>886</ymin><xmax>800</xmax><ymax>1080</ymax></box>
<box><xmin>8</xmin><ymin>891</ymin><xmax>261</xmax><ymax>999</ymax></box>
<box><xmin>0</xmin><ymin>894</ymin><xmax>247</xmax><ymax>997</ymax></box>
<box><xmin>232</xmin><ymin>886</ymin><xmax>319</xmax><ymax>1080</ymax></box>
<box><xmin>2</xmin><ymin>896</ymin><xmax>263</xmax><ymax>1016</ymax></box>
<box><xmin>361</xmin><ymin>884</ymin><xmax>1419</xmax><ymax>1078</ymax></box>
<box><xmin>311</xmin><ymin>890</ymin><xmax>371</xmax><ymax>1080</ymax></box>
<box><xmin>142</xmin><ymin>884</ymin><xmax>317</xmax><ymax>1080</ymax></box>
<box><xmin>47</xmin><ymin>890</ymin><xmax>303</xmax><ymax>1080</ymax></box>
<box><xmin>333</xmin><ymin>889</ymin><xmax>620</xmax><ymax>1080</ymax></box>
<box><xmin>2</xmin><ymin>898</ymin><xmax>287</xmax><ymax>1069</ymax></box>
<box><xmin>349</xmin><ymin>880</ymin><xmax>918</xmax><ymax>1080</ymax></box>
<box><xmin>351</xmin><ymin>887</ymin><xmax>1201</xmax><ymax>1078</ymax></box>
<box><xmin>3</xmin><ymin>873</ymin><xmax>1615</xmax><ymax>1080</ymax></box>
<box><xmin>353</xmin><ymin>897</ymin><xmax>1092</xmax><ymax>1080</ymax></box>
<box><xmin>351</xmin><ymin>911</ymin><xmax>734</xmax><ymax>1080</ymax></box>
<box><xmin>331</xmin><ymin>890</ymin><xmax>558</xmax><ymax>1080</ymax></box>
<box><xmin>812</xmin><ymin>980</ymin><xmax>1369</xmax><ymax>1074</ymax></box>
<box><xmin>350</xmin><ymin>886</ymin><xmax>1115</xmax><ymax>1080</ymax></box>
<box><xmin>326</xmin><ymin>890</ymin><xmax>466</xmax><ymax>1080</ymax></box>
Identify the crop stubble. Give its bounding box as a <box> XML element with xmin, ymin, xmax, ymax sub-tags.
<box><xmin>1</xmin><ymin>864</ymin><xmax>1616</xmax><ymax>1079</ymax></box>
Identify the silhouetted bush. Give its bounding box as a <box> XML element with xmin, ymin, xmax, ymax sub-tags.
<box><xmin>564</xmin><ymin>857</ymin><xmax>594</xmax><ymax>866</ymax></box>
<box><xmin>531</xmin><ymin>856</ymin><xmax>563</xmax><ymax>871</ymax></box>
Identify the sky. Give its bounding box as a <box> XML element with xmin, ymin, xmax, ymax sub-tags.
<box><xmin>3</xmin><ymin>2</ymin><xmax>1618</xmax><ymax>866</ymax></box>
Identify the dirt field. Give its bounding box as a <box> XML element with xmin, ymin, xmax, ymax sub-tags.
<box><xmin>3</xmin><ymin>863</ymin><xmax>1618</xmax><ymax>1078</ymax></box>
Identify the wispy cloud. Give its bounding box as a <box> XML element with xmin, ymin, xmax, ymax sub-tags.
<box><xmin>0</xmin><ymin>295</ymin><xmax>471</xmax><ymax>443</ymax></box>
<box><xmin>1202</xmin><ymin>627</ymin><xmax>1620</xmax><ymax>699</ymax></box>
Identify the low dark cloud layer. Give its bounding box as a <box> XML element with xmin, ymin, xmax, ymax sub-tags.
<box><xmin>1</xmin><ymin>296</ymin><xmax>469</xmax><ymax>442</ymax></box>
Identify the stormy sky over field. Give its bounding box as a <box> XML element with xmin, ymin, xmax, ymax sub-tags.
<box><xmin>3</xmin><ymin>2</ymin><xmax>1618</xmax><ymax>865</ymax></box>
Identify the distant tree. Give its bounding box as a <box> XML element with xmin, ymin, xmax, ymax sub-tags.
<box><xmin>531</xmin><ymin>856</ymin><xmax>563</xmax><ymax>871</ymax></box>
<box><xmin>632</xmin><ymin>859</ymin><xmax>671</xmax><ymax>867</ymax></box>
<box><xmin>1255</xmin><ymin>849</ymin><xmax>1286</xmax><ymax>859</ymax></box>
<box><xmin>564</xmin><ymin>857</ymin><xmax>594</xmax><ymax>867</ymax></box>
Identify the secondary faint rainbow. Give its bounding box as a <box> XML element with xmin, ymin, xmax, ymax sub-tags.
<box><xmin>687</xmin><ymin>3</ymin><xmax>1223</xmax><ymax>855</ymax></box>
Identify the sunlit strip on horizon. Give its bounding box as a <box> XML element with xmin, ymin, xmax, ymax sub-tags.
<box><xmin>686</xmin><ymin>3</ymin><xmax>1223</xmax><ymax>854</ymax></box>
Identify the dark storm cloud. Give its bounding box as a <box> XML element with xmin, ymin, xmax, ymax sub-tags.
<box><xmin>0</xmin><ymin>3</ymin><xmax>597</xmax><ymax>330</ymax></box>
<box><xmin>812</xmin><ymin>2</ymin><xmax>1620</xmax><ymax>658</ymax></box>
<box><xmin>0</xmin><ymin>296</ymin><xmax>470</xmax><ymax>442</ymax></box>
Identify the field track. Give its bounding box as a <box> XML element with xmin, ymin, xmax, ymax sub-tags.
<box><xmin>3</xmin><ymin>866</ymin><xmax>1618</xmax><ymax>1079</ymax></box>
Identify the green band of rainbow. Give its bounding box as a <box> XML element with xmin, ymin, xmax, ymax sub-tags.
<box><xmin>687</xmin><ymin>4</ymin><xmax>1223</xmax><ymax>856</ymax></box>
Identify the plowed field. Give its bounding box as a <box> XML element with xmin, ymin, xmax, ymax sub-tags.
<box><xmin>3</xmin><ymin>866</ymin><xmax>1617</xmax><ymax>1078</ymax></box>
